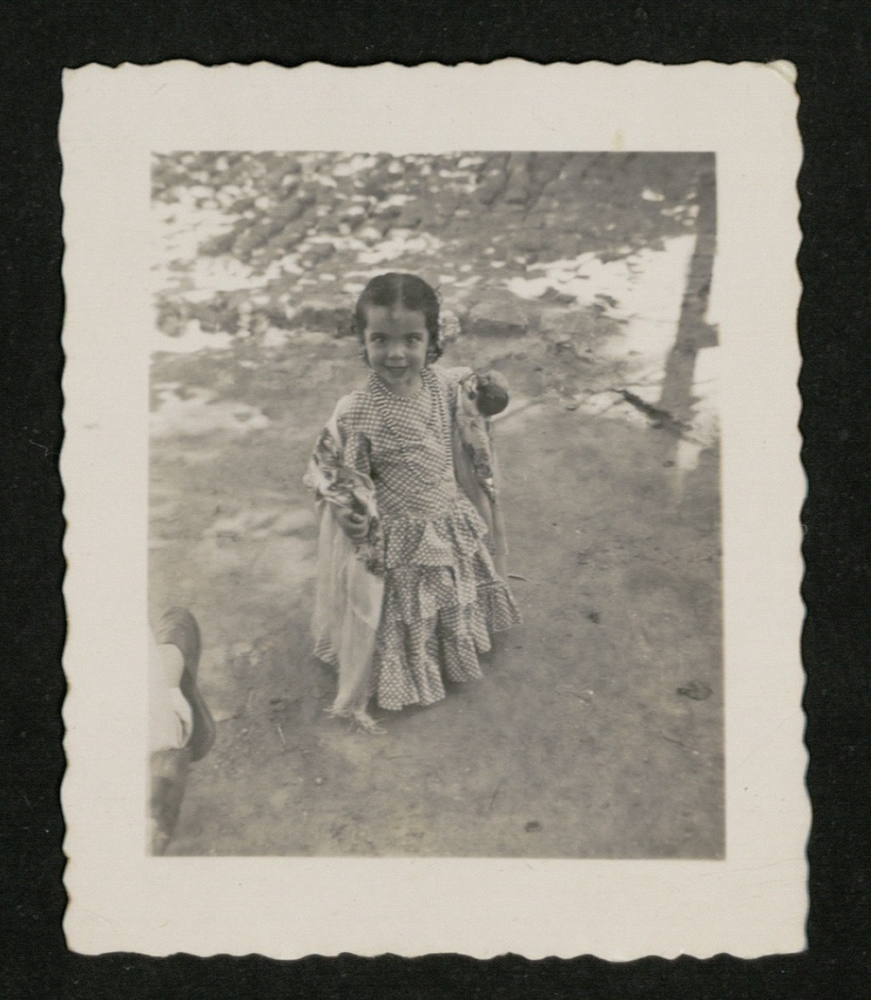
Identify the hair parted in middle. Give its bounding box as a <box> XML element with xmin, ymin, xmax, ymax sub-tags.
<box><xmin>353</xmin><ymin>272</ymin><xmax>444</xmax><ymax>363</ymax></box>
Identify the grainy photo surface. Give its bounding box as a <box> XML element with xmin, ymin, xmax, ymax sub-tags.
<box><xmin>148</xmin><ymin>150</ymin><xmax>723</xmax><ymax>859</ymax></box>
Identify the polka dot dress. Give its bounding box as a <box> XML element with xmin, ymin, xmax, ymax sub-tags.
<box><xmin>319</xmin><ymin>366</ymin><xmax>520</xmax><ymax>711</ymax></box>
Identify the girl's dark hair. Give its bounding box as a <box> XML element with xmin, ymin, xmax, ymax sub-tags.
<box><xmin>353</xmin><ymin>272</ymin><xmax>443</xmax><ymax>361</ymax></box>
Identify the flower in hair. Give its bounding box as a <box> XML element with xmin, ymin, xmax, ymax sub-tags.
<box><xmin>438</xmin><ymin>307</ymin><xmax>461</xmax><ymax>346</ymax></box>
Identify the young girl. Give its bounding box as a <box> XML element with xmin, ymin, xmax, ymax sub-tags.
<box><xmin>304</xmin><ymin>273</ymin><xmax>519</xmax><ymax>731</ymax></box>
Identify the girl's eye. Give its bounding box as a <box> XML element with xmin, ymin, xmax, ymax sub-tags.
<box><xmin>407</xmin><ymin>334</ymin><xmax>422</xmax><ymax>343</ymax></box>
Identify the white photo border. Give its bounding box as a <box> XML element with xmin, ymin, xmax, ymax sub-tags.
<box><xmin>60</xmin><ymin>59</ymin><xmax>806</xmax><ymax>958</ymax></box>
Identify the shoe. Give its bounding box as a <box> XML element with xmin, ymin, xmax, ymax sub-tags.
<box><xmin>155</xmin><ymin>607</ymin><xmax>216</xmax><ymax>762</ymax></box>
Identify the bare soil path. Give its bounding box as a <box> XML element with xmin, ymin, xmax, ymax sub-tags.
<box><xmin>149</xmin><ymin>151</ymin><xmax>722</xmax><ymax>857</ymax></box>
<box><xmin>150</xmin><ymin>332</ymin><xmax>721</xmax><ymax>858</ymax></box>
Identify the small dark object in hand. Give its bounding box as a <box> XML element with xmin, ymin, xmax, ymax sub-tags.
<box><xmin>525</xmin><ymin>820</ymin><xmax>542</xmax><ymax>833</ymax></box>
<box><xmin>475</xmin><ymin>371</ymin><xmax>510</xmax><ymax>416</ymax></box>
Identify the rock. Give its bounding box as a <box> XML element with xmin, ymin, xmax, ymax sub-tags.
<box><xmin>371</xmin><ymin>201</ymin><xmax>402</xmax><ymax>221</ymax></box>
<box><xmin>394</xmin><ymin>205</ymin><xmax>422</xmax><ymax>229</ymax></box>
<box><xmin>547</xmin><ymin>231</ymin><xmax>589</xmax><ymax>259</ymax></box>
<box><xmin>271</xmin><ymin>189</ymin><xmax>304</xmax><ymax>221</ymax></box>
<box><xmin>539</xmin><ymin>308</ymin><xmax>597</xmax><ymax>347</ymax></box>
<box><xmin>540</xmin><ymin>287</ymin><xmax>578</xmax><ymax>306</ymax></box>
<box><xmin>410</xmin><ymin>209</ymin><xmax>439</xmax><ymax>235</ymax></box>
<box><xmin>295</xmin><ymin>187</ymin><xmax>318</xmax><ymax>210</ymax></box>
<box><xmin>232</xmin><ymin>219</ymin><xmax>287</xmax><ymax>257</ymax></box>
<box><xmin>555</xmin><ymin>207</ymin><xmax>586</xmax><ymax>232</ymax></box>
<box><xmin>199</xmin><ymin>228</ymin><xmax>239</xmax><ymax>256</ymax></box>
<box><xmin>475</xmin><ymin>164</ymin><xmax>508</xmax><ymax>205</ymax></box>
<box><xmin>511</xmin><ymin>229</ymin><xmax>549</xmax><ymax>253</ymax></box>
<box><xmin>503</xmin><ymin>153</ymin><xmax>533</xmax><ymax>205</ymax></box>
<box><xmin>434</xmin><ymin>193</ymin><xmax>459</xmax><ymax>218</ymax></box>
<box><xmin>530</xmin><ymin>152</ymin><xmax>571</xmax><ymax>188</ymax></box>
<box><xmin>307</xmin><ymin>242</ymin><xmax>335</xmax><ymax>261</ymax></box>
<box><xmin>230</xmin><ymin>195</ymin><xmax>257</xmax><ymax>214</ymax></box>
<box><xmin>466</xmin><ymin>299</ymin><xmax>529</xmax><ymax>338</ymax></box>
<box><xmin>296</xmin><ymin>300</ymin><xmax>353</xmax><ymax>335</ymax></box>
<box><xmin>265</xmin><ymin>222</ymin><xmax>304</xmax><ymax>253</ymax></box>
<box><xmin>677</xmin><ymin>681</ymin><xmax>712</xmax><ymax>701</ymax></box>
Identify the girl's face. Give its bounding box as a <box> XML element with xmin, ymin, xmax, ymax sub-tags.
<box><xmin>362</xmin><ymin>305</ymin><xmax>430</xmax><ymax>395</ymax></box>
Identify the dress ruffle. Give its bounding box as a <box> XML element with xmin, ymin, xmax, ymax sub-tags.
<box><xmin>374</xmin><ymin>548</ymin><xmax>520</xmax><ymax>711</ymax></box>
<box><xmin>381</xmin><ymin>495</ymin><xmax>488</xmax><ymax>569</ymax></box>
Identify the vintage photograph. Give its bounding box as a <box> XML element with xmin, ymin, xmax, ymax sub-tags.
<box><xmin>147</xmin><ymin>149</ymin><xmax>723</xmax><ymax>859</ymax></box>
<box><xmin>61</xmin><ymin>60</ymin><xmax>805</xmax><ymax>958</ymax></box>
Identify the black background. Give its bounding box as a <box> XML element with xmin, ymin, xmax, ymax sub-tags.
<box><xmin>2</xmin><ymin>2</ymin><xmax>870</xmax><ymax>996</ymax></box>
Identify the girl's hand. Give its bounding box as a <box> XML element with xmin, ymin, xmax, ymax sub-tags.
<box><xmin>474</xmin><ymin>370</ymin><xmax>510</xmax><ymax>416</ymax></box>
<box><xmin>334</xmin><ymin>506</ymin><xmax>370</xmax><ymax>542</ymax></box>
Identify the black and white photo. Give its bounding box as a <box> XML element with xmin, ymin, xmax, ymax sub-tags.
<box><xmin>148</xmin><ymin>149</ymin><xmax>723</xmax><ymax>860</ymax></box>
<box><xmin>61</xmin><ymin>61</ymin><xmax>806</xmax><ymax>958</ymax></box>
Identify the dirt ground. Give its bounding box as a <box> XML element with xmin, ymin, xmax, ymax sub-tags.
<box><xmin>149</xmin><ymin>152</ymin><xmax>723</xmax><ymax>858</ymax></box>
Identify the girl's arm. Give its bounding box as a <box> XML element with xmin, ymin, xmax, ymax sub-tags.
<box><xmin>304</xmin><ymin>396</ymin><xmax>374</xmax><ymax>543</ymax></box>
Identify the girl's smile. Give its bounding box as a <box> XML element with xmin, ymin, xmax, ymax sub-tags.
<box><xmin>362</xmin><ymin>305</ymin><xmax>430</xmax><ymax>396</ymax></box>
